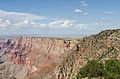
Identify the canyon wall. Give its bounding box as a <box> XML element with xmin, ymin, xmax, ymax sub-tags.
<box><xmin>0</xmin><ymin>29</ymin><xmax>120</xmax><ymax>79</ymax></box>
<box><xmin>0</xmin><ymin>36</ymin><xmax>78</xmax><ymax>79</ymax></box>
<box><xmin>0</xmin><ymin>38</ymin><xmax>28</xmax><ymax>79</ymax></box>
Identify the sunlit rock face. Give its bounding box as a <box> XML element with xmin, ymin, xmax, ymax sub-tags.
<box><xmin>0</xmin><ymin>38</ymin><xmax>28</xmax><ymax>79</ymax></box>
<box><xmin>0</xmin><ymin>39</ymin><xmax>11</xmax><ymax>64</ymax></box>
<box><xmin>53</xmin><ymin>29</ymin><xmax>120</xmax><ymax>79</ymax></box>
<box><xmin>1</xmin><ymin>36</ymin><xmax>77</xmax><ymax>79</ymax></box>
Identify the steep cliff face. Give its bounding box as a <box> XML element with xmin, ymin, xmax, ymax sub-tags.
<box><xmin>54</xmin><ymin>29</ymin><xmax>120</xmax><ymax>79</ymax></box>
<box><xmin>3</xmin><ymin>37</ymin><xmax>77</xmax><ymax>79</ymax></box>
<box><xmin>0</xmin><ymin>39</ymin><xmax>11</xmax><ymax>50</ymax></box>
<box><xmin>0</xmin><ymin>39</ymin><xmax>8</xmax><ymax>63</ymax></box>
<box><xmin>0</xmin><ymin>39</ymin><xmax>28</xmax><ymax>79</ymax></box>
<box><xmin>0</xmin><ymin>39</ymin><xmax>13</xmax><ymax>64</ymax></box>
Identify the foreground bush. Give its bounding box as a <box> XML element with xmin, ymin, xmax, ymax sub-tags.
<box><xmin>76</xmin><ymin>59</ymin><xmax>120</xmax><ymax>79</ymax></box>
<box><xmin>104</xmin><ymin>59</ymin><xmax>120</xmax><ymax>79</ymax></box>
<box><xmin>76</xmin><ymin>60</ymin><xmax>104</xmax><ymax>79</ymax></box>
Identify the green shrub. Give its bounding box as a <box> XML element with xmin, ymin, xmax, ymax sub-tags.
<box><xmin>76</xmin><ymin>60</ymin><xmax>104</xmax><ymax>79</ymax></box>
<box><xmin>76</xmin><ymin>59</ymin><xmax>120</xmax><ymax>79</ymax></box>
<box><xmin>104</xmin><ymin>59</ymin><xmax>120</xmax><ymax>79</ymax></box>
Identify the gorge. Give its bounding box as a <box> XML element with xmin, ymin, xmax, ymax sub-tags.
<box><xmin>0</xmin><ymin>29</ymin><xmax>120</xmax><ymax>79</ymax></box>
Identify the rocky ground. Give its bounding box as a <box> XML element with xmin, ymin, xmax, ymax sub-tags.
<box><xmin>53</xmin><ymin>29</ymin><xmax>120</xmax><ymax>79</ymax></box>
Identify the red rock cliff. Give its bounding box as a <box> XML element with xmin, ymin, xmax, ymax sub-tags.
<box><xmin>6</xmin><ymin>36</ymin><xmax>77</xmax><ymax>75</ymax></box>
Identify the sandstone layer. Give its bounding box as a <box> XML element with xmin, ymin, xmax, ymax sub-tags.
<box><xmin>0</xmin><ymin>37</ymin><xmax>78</xmax><ymax>79</ymax></box>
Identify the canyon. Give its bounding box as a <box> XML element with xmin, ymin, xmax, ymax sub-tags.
<box><xmin>0</xmin><ymin>36</ymin><xmax>78</xmax><ymax>79</ymax></box>
<box><xmin>0</xmin><ymin>29</ymin><xmax>120</xmax><ymax>79</ymax></box>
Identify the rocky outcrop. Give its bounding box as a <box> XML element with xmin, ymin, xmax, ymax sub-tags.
<box><xmin>0</xmin><ymin>39</ymin><xmax>12</xmax><ymax>64</ymax></box>
<box><xmin>0</xmin><ymin>39</ymin><xmax>28</xmax><ymax>79</ymax></box>
<box><xmin>0</xmin><ymin>62</ymin><xmax>28</xmax><ymax>79</ymax></box>
<box><xmin>53</xmin><ymin>29</ymin><xmax>120</xmax><ymax>79</ymax></box>
<box><xmin>2</xmin><ymin>37</ymin><xmax>77</xmax><ymax>79</ymax></box>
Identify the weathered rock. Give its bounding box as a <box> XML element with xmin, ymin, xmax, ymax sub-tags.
<box><xmin>53</xmin><ymin>29</ymin><xmax>120</xmax><ymax>79</ymax></box>
<box><xmin>0</xmin><ymin>62</ymin><xmax>28</xmax><ymax>79</ymax></box>
<box><xmin>3</xmin><ymin>37</ymin><xmax>78</xmax><ymax>79</ymax></box>
<box><xmin>1</xmin><ymin>29</ymin><xmax>120</xmax><ymax>79</ymax></box>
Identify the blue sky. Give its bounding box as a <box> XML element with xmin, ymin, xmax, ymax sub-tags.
<box><xmin>0</xmin><ymin>0</ymin><xmax>120</xmax><ymax>36</ymax></box>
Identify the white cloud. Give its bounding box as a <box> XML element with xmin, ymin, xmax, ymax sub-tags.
<box><xmin>13</xmin><ymin>20</ymin><xmax>30</xmax><ymax>28</ymax></box>
<box><xmin>13</xmin><ymin>20</ymin><xmax>47</xmax><ymax>29</ymax></box>
<box><xmin>74</xmin><ymin>9</ymin><xmax>88</xmax><ymax>15</ymax></box>
<box><xmin>104</xmin><ymin>11</ymin><xmax>115</xmax><ymax>14</ymax></box>
<box><xmin>0</xmin><ymin>10</ymin><xmax>90</xmax><ymax>30</ymax></box>
<box><xmin>75</xmin><ymin>24</ymin><xmax>87</xmax><ymax>29</ymax></box>
<box><xmin>61</xmin><ymin>20</ymin><xmax>75</xmax><ymax>28</ymax></box>
<box><xmin>31</xmin><ymin>21</ymin><xmax>35</xmax><ymax>25</ymax></box>
<box><xmin>24</xmin><ymin>20</ymin><xmax>29</xmax><ymax>24</ymax></box>
<box><xmin>81</xmin><ymin>1</ymin><xmax>85</xmax><ymax>4</ymax></box>
<box><xmin>75</xmin><ymin>1</ymin><xmax>88</xmax><ymax>14</ymax></box>
<box><xmin>48</xmin><ymin>20</ymin><xmax>76</xmax><ymax>28</ymax></box>
<box><xmin>81</xmin><ymin>1</ymin><xmax>88</xmax><ymax>6</ymax></box>
<box><xmin>0</xmin><ymin>10</ymin><xmax>47</xmax><ymax>22</ymax></box>
<box><xmin>0</xmin><ymin>19</ymin><xmax>11</xmax><ymax>29</ymax></box>
<box><xmin>0</xmin><ymin>10</ymin><xmax>48</xmax><ymax>29</ymax></box>
<box><xmin>83</xmin><ymin>12</ymin><xmax>88</xmax><ymax>15</ymax></box>
<box><xmin>33</xmin><ymin>23</ymin><xmax>47</xmax><ymax>28</ymax></box>
<box><xmin>92</xmin><ymin>23</ymin><xmax>99</xmax><ymax>26</ymax></box>
<box><xmin>48</xmin><ymin>20</ymin><xmax>90</xmax><ymax>30</ymax></box>
<box><xmin>74</xmin><ymin>9</ymin><xmax>83</xmax><ymax>13</ymax></box>
<box><xmin>92</xmin><ymin>18</ymin><xmax>110</xmax><ymax>27</ymax></box>
<box><xmin>83</xmin><ymin>3</ymin><xmax>88</xmax><ymax>6</ymax></box>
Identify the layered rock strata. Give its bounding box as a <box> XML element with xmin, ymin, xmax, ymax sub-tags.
<box><xmin>1</xmin><ymin>37</ymin><xmax>77</xmax><ymax>79</ymax></box>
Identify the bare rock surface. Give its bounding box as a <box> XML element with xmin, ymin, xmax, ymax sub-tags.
<box><xmin>0</xmin><ymin>37</ymin><xmax>78</xmax><ymax>79</ymax></box>
<box><xmin>53</xmin><ymin>29</ymin><xmax>120</xmax><ymax>79</ymax></box>
<box><xmin>0</xmin><ymin>62</ymin><xmax>28</xmax><ymax>79</ymax></box>
<box><xmin>0</xmin><ymin>39</ymin><xmax>28</xmax><ymax>79</ymax></box>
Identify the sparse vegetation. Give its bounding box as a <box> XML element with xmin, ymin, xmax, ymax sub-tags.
<box><xmin>104</xmin><ymin>59</ymin><xmax>120</xmax><ymax>79</ymax></box>
<box><xmin>76</xmin><ymin>60</ymin><xmax>104</xmax><ymax>79</ymax></box>
<box><xmin>76</xmin><ymin>59</ymin><xmax>120</xmax><ymax>79</ymax></box>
